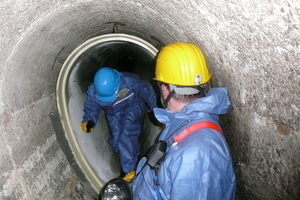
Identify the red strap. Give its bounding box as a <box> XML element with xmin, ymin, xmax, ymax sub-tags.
<box><xmin>173</xmin><ymin>121</ymin><xmax>224</xmax><ymax>143</ymax></box>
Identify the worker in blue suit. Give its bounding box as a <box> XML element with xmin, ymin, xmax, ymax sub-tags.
<box><xmin>81</xmin><ymin>67</ymin><xmax>157</xmax><ymax>181</ymax></box>
<box><xmin>131</xmin><ymin>42</ymin><xmax>236</xmax><ymax>200</ymax></box>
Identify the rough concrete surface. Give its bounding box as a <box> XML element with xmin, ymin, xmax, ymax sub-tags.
<box><xmin>0</xmin><ymin>0</ymin><xmax>299</xmax><ymax>200</ymax></box>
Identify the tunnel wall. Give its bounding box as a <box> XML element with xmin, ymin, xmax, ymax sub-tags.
<box><xmin>0</xmin><ymin>0</ymin><xmax>299</xmax><ymax>199</ymax></box>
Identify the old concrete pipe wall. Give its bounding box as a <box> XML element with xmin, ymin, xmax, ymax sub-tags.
<box><xmin>1</xmin><ymin>0</ymin><xmax>299</xmax><ymax>200</ymax></box>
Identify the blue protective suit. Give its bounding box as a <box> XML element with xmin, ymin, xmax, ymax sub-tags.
<box><xmin>132</xmin><ymin>87</ymin><xmax>236</xmax><ymax>200</ymax></box>
<box><xmin>82</xmin><ymin>72</ymin><xmax>157</xmax><ymax>173</ymax></box>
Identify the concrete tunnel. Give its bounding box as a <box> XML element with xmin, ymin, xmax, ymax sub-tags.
<box><xmin>1</xmin><ymin>1</ymin><xmax>300</xmax><ymax>200</ymax></box>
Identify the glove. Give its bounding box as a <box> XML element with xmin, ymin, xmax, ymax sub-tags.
<box><xmin>123</xmin><ymin>170</ymin><xmax>136</xmax><ymax>182</ymax></box>
<box><xmin>80</xmin><ymin>120</ymin><xmax>95</xmax><ymax>133</ymax></box>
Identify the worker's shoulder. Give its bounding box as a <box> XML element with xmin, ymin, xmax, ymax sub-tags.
<box><xmin>120</xmin><ymin>71</ymin><xmax>140</xmax><ymax>80</ymax></box>
<box><xmin>179</xmin><ymin>127</ymin><xmax>225</xmax><ymax>148</ymax></box>
<box><xmin>121</xmin><ymin>72</ymin><xmax>148</xmax><ymax>89</ymax></box>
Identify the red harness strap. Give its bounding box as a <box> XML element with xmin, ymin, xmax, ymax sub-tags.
<box><xmin>173</xmin><ymin>121</ymin><xmax>224</xmax><ymax>143</ymax></box>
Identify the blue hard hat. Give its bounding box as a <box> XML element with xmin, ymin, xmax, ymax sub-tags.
<box><xmin>93</xmin><ymin>67</ymin><xmax>120</xmax><ymax>102</ymax></box>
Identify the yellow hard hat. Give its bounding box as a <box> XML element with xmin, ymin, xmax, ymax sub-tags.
<box><xmin>154</xmin><ymin>42</ymin><xmax>211</xmax><ymax>86</ymax></box>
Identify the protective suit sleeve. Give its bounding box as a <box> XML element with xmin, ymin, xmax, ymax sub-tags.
<box><xmin>120</xmin><ymin>72</ymin><xmax>157</xmax><ymax>111</ymax></box>
<box><xmin>82</xmin><ymin>84</ymin><xmax>102</xmax><ymax>124</ymax></box>
<box><xmin>137</xmin><ymin>80</ymin><xmax>157</xmax><ymax>111</ymax></box>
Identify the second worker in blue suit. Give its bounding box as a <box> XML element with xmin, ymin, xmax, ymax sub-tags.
<box><xmin>81</xmin><ymin>67</ymin><xmax>157</xmax><ymax>181</ymax></box>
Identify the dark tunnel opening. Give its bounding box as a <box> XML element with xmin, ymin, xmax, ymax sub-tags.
<box><xmin>75</xmin><ymin>40</ymin><xmax>159</xmax><ymax>93</ymax></box>
<box><xmin>56</xmin><ymin>33</ymin><xmax>161</xmax><ymax>193</ymax></box>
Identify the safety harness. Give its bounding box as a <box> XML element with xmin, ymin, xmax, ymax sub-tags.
<box><xmin>146</xmin><ymin>120</ymin><xmax>224</xmax><ymax>200</ymax></box>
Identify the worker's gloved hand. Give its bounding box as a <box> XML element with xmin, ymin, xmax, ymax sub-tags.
<box><xmin>80</xmin><ymin>120</ymin><xmax>95</xmax><ymax>133</ymax></box>
<box><xmin>123</xmin><ymin>170</ymin><xmax>136</xmax><ymax>182</ymax></box>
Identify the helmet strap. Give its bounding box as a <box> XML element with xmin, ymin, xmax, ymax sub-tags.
<box><xmin>194</xmin><ymin>85</ymin><xmax>206</xmax><ymax>97</ymax></box>
<box><xmin>162</xmin><ymin>89</ymin><xmax>175</xmax><ymax>108</ymax></box>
